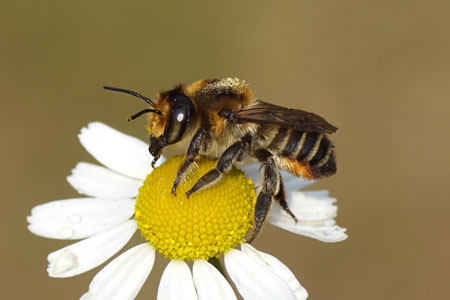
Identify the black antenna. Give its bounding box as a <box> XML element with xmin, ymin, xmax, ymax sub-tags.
<box><xmin>128</xmin><ymin>108</ymin><xmax>162</xmax><ymax>122</ymax></box>
<box><xmin>103</xmin><ymin>86</ymin><xmax>157</xmax><ymax>108</ymax></box>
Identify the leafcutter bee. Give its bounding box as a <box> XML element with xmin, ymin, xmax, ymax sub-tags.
<box><xmin>104</xmin><ymin>78</ymin><xmax>337</xmax><ymax>242</ymax></box>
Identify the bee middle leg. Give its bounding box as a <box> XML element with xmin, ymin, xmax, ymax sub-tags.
<box><xmin>247</xmin><ymin>149</ymin><xmax>280</xmax><ymax>244</ymax></box>
<box><xmin>185</xmin><ymin>139</ymin><xmax>248</xmax><ymax>197</ymax></box>
<box><xmin>274</xmin><ymin>179</ymin><xmax>298</xmax><ymax>223</ymax></box>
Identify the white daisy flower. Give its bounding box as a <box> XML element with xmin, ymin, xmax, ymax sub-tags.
<box><xmin>27</xmin><ymin>122</ymin><xmax>347</xmax><ymax>300</ymax></box>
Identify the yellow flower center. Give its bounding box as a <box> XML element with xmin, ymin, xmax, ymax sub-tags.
<box><xmin>135</xmin><ymin>156</ymin><xmax>255</xmax><ymax>261</ymax></box>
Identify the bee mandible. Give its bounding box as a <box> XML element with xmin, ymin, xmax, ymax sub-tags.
<box><xmin>104</xmin><ymin>78</ymin><xmax>337</xmax><ymax>243</ymax></box>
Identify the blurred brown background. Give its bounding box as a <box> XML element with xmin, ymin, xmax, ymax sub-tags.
<box><xmin>2</xmin><ymin>0</ymin><xmax>449</xmax><ymax>299</ymax></box>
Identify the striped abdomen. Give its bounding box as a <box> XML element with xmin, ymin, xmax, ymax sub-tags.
<box><xmin>267</xmin><ymin>128</ymin><xmax>336</xmax><ymax>179</ymax></box>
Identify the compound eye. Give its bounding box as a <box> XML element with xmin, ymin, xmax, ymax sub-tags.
<box><xmin>165</xmin><ymin>105</ymin><xmax>188</xmax><ymax>144</ymax></box>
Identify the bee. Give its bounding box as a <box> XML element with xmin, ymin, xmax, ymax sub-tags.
<box><xmin>104</xmin><ymin>78</ymin><xmax>337</xmax><ymax>242</ymax></box>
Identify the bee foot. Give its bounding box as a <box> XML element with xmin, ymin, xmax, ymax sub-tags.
<box><xmin>171</xmin><ymin>185</ymin><xmax>177</xmax><ymax>196</ymax></box>
<box><xmin>245</xmin><ymin>228</ymin><xmax>258</xmax><ymax>244</ymax></box>
<box><xmin>278</xmin><ymin>198</ymin><xmax>298</xmax><ymax>224</ymax></box>
<box><xmin>288</xmin><ymin>212</ymin><xmax>298</xmax><ymax>224</ymax></box>
<box><xmin>185</xmin><ymin>189</ymin><xmax>193</xmax><ymax>198</ymax></box>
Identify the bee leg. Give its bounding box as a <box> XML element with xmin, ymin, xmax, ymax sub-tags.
<box><xmin>185</xmin><ymin>140</ymin><xmax>247</xmax><ymax>197</ymax></box>
<box><xmin>172</xmin><ymin>128</ymin><xmax>207</xmax><ymax>195</ymax></box>
<box><xmin>149</xmin><ymin>136</ymin><xmax>167</xmax><ymax>168</ymax></box>
<box><xmin>247</xmin><ymin>149</ymin><xmax>279</xmax><ymax>243</ymax></box>
<box><xmin>274</xmin><ymin>179</ymin><xmax>298</xmax><ymax>223</ymax></box>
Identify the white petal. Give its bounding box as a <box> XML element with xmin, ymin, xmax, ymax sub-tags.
<box><xmin>268</xmin><ymin>191</ymin><xmax>348</xmax><ymax>242</ymax></box>
<box><xmin>67</xmin><ymin>162</ymin><xmax>142</xmax><ymax>198</ymax></box>
<box><xmin>241</xmin><ymin>164</ymin><xmax>260</xmax><ymax>185</ymax></box>
<box><xmin>280</xmin><ymin>170</ymin><xmax>315</xmax><ymax>192</ymax></box>
<box><xmin>241</xmin><ymin>244</ymin><xmax>308</xmax><ymax>300</ymax></box>
<box><xmin>78</xmin><ymin>122</ymin><xmax>165</xmax><ymax>179</ymax></box>
<box><xmin>47</xmin><ymin>220</ymin><xmax>137</xmax><ymax>277</ymax></box>
<box><xmin>157</xmin><ymin>260</ymin><xmax>198</xmax><ymax>300</ymax></box>
<box><xmin>193</xmin><ymin>260</ymin><xmax>236</xmax><ymax>300</ymax></box>
<box><xmin>224</xmin><ymin>249</ymin><xmax>297</xmax><ymax>300</ymax></box>
<box><xmin>241</xmin><ymin>164</ymin><xmax>314</xmax><ymax>191</ymax></box>
<box><xmin>80</xmin><ymin>243</ymin><xmax>155</xmax><ymax>300</ymax></box>
<box><xmin>27</xmin><ymin>198</ymin><xmax>135</xmax><ymax>239</ymax></box>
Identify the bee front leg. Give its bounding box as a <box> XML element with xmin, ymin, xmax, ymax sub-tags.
<box><xmin>172</xmin><ymin>128</ymin><xmax>207</xmax><ymax>195</ymax></box>
<box><xmin>247</xmin><ymin>149</ymin><xmax>280</xmax><ymax>243</ymax></box>
<box><xmin>185</xmin><ymin>139</ymin><xmax>248</xmax><ymax>198</ymax></box>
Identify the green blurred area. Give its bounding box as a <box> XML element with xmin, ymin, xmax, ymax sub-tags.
<box><xmin>1</xmin><ymin>1</ymin><xmax>450</xmax><ymax>299</ymax></box>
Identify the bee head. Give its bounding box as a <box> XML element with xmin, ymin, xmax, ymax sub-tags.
<box><xmin>159</xmin><ymin>86</ymin><xmax>196</xmax><ymax>144</ymax></box>
<box><xmin>147</xmin><ymin>86</ymin><xmax>196</xmax><ymax>166</ymax></box>
<box><xmin>103</xmin><ymin>85</ymin><xmax>195</xmax><ymax>166</ymax></box>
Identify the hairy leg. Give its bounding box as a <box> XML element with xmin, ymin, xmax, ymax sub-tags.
<box><xmin>247</xmin><ymin>149</ymin><xmax>280</xmax><ymax>243</ymax></box>
<box><xmin>185</xmin><ymin>139</ymin><xmax>248</xmax><ymax>197</ymax></box>
<box><xmin>171</xmin><ymin>128</ymin><xmax>207</xmax><ymax>195</ymax></box>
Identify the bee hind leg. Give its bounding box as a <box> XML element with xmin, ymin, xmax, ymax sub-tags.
<box><xmin>274</xmin><ymin>179</ymin><xmax>298</xmax><ymax>223</ymax></box>
<box><xmin>246</xmin><ymin>149</ymin><xmax>280</xmax><ymax>243</ymax></box>
<box><xmin>185</xmin><ymin>139</ymin><xmax>248</xmax><ymax>197</ymax></box>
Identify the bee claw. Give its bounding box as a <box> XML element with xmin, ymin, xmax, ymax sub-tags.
<box><xmin>171</xmin><ymin>184</ymin><xmax>178</xmax><ymax>196</ymax></box>
<box><xmin>185</xmin><ymin>189</ymin><xmax>193</xmax><ymax>198</ymax></box>
<box><xmin>285</xmin><ymin>212</ymin><xmax>298</xmax><ymax>224</ymax></box>
<box><xmin>151</xmin><ymin>154</ymin><xmax>161</xmax><ymax>169</ymax></box>
<box><xmin>245</xmin><ymin>229</ymin><xmax>257</xmax><ymax>244</ymax></box>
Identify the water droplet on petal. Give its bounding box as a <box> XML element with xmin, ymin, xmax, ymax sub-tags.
<box><xmin>49</xmin><ymin>249</ymin><xmax>79</xmax><ymax>275</ymax></box>
<box><xmin>60</xmin><ymin>227</ymin><xmax>74</xmax><ymax>238</ymax></box>
<box><xmin>69</xmin><ymin>215</ymin><xmax>81</xmax><ymax>223</ymax></box>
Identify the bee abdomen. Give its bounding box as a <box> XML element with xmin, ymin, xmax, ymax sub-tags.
<box><xmin>280</xmin><ymin>131</ymin><xmax>336</xmax><ymax>179</ymax></box>
<box><xmin>281</xmin><ymin>130</ymin><xmax>305</xmax><ymax>157</ymax></box>
<box><xmin>267</xmin><ymin>127</ymin><xmax>289</xmax><ymax>151</ymax></box>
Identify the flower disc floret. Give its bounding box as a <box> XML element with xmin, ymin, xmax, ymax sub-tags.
<box><xmin>135</xmin><ymin>156</ymin><xmax>255</xmax><ymax>260</ymax></box>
